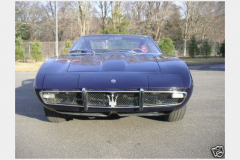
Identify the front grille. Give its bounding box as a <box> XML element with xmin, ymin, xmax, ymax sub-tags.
<box><xmin>87</xmin><ymin>92</ymin><xmax>139</xmax><ymax>107</ymax></box>
<box><xmin>87</xmin><ymin>93</ymin><xmax>109</xmax><ymax>106</ymax></box>
<box><xmin>40</xmin><ymin>91</ymin><xmax>186</xmax><ymax>107</ymax></box>
<box><xmin>143</xmin><ymin>93</ymin><xmax>185</xmax><ymax>106</ymax></box>
<box><xmin>116</xmin><ymin>93</ymin><xmax>139</xmax><ymax>106</ymax></box>
<box><xmin>41</xmin><ymin>92</ymin><xmax>83</xmax><ymax>105</ymax></box>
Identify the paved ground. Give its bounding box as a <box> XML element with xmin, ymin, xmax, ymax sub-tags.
<box><xmin>15</xmin><ymin>64</ymin><xmax>225</xmax><ymax>158</ymax></box>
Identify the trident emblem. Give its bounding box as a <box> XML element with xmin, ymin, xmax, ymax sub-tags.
<box><xmin>107</xmin><ymin>93</ymin><xmax>118</xmax><ymax>107</ymax></box>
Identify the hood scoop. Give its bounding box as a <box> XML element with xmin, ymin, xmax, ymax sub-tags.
<box><xmin>102</xmin><ymin>54</ymin><xmax>126</xmax><ymax>71</ymax></box>
<box><xmin>67</xmin><ymin>53</ymin><xmax>160</xmax><ymax>72</ymax></box>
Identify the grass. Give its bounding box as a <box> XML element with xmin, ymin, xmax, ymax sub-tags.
<box><xmin>180</xmin><ymin>57</ymin><xmax>225</xmax><ymax>65</ymax></box>
<box><xmin>15</xmin><ymin>57</ymin><xmax>225</xmax><ymax>72</ymax></box>
<box><xmin>15</xmin><ymin>61</ymin><xmax>45</xmax><ymax>72</ymax></box>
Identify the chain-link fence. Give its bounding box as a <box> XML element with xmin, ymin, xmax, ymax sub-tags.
<box><xmin>23</xmin><ymin>41</ymin><xmax>73</xmax><ymax>60</ymax></box>
<box><xmin>156</xmin><ymin>41</ymin><xmax>221</xmax><ymax>57</ymax></box>
<box><xmin>23</xmin><ymin>41</ymin><xmax>221</xmax><ymax>60</ymax></box>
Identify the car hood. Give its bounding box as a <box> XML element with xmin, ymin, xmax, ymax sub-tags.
<box><xmin>67</xmin><ymin>53</ymin><xmax>160</xmax><ymax>72</ymax></box>
<box><xmin>35</xmin><ymin>54</ymin><xmax>191</xmax><ymax>90</ymax></box>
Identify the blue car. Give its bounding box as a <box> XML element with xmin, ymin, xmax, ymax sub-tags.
<box><xmin>34</xmin><ymin>35</ymin><xmax>193</xmax><ymax>122</ymax></box>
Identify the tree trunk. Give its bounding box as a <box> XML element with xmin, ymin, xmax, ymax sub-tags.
<box><xmin>183</xmin><ymin>40</ymin><xmax>187</xmax><ymax>57</ymax></box>
<box><xmin>156</xmin><ymin>22</ymin><xmax>160</xmax><ymax>41</ymax></box>
<box><xmin>78</xmin><ymin>1</ymin><xmax>83</xmax><ymax>36</ymax></box>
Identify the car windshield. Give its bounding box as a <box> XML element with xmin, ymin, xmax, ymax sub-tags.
<box><xmin>69</xmin><ymin>35</ymin><xmax>162</xmax><ymax>55</ymax></box>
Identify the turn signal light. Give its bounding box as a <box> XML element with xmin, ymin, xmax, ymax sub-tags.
<box><xmin>172</xmin><ymin>93</ymin><xmax>184</xmax><ymax>98</ymax></box>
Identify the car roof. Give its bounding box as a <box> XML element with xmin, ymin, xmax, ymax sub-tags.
<box><xmin>81</xmin><ymin>34</ymin><xmax>150</xmax><ymax>38</ymax></box>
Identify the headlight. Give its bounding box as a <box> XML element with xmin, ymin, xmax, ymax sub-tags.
<box><xmin>42</xmin><ymin>93</ymin><xmax>55</xmax><ymax>99</ymax></box>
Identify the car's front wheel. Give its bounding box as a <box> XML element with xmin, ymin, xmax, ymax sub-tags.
<box><xmin>164</xmin><ymin>105</ymin><xmax>187</xmax><ymax>122</ymax></box>
<box><xmin>44</xmin><ymin>107</ymin><xmax>68</xmax><ymax>123</ymax></box>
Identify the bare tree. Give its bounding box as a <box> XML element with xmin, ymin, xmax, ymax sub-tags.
<box><xmin>180</xmin><ymin>1</ymin><xmax>195</xmax><ymax>56</ymax></box>
<box><xmin>77</xmin><ymin>1</ymin><xmax>92</xmax><ymax>36</ymax></box>
<box><xmin>155</xmin><ymin>1</ymin><xmax>170</xmax><ymax>41</ymax></box>
<box><xmin>15</xmin><ymin>1</ymin><xmax>45</xmax><ymax>40</ymax></box>
<box><xmin>15</xmin><ymin>1</ymin><xmax>224</xmax><ymax>47</ymax></box>
<box><xmin>178</xmin><ymin>1</ymin><xmax>225</xmax><ymax>56</ymax></box>
<box><xmin>94</xmin><ymin>1</ymin><xmax>111</xmax><ymax>30</ymax></box>
<box><xmin>111</xmin><ymin>1</ymin><xmax>122</xmax><ymax>29</ymax></box>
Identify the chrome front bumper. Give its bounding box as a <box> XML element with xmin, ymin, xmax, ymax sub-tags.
<box><xmin>39</xmin><ymin>88</ymin><xmax>187</xmax><ymax>111</ymax></box>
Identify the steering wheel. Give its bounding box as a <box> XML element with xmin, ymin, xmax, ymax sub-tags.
<box><xmin>131</xmin><ymin>48</ymin><xmax>144</xmax><ymax>52</ymax></box>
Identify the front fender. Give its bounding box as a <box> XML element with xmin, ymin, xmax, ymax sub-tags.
<box><xmin>34</xmin><ymin>56</ymin><xmax>74</xmax><ymax>89</ymax></box>
<box><xmin>156</xmin><ymin>56</ymin><xmax>193</xmax><ymax>88</ymax></box>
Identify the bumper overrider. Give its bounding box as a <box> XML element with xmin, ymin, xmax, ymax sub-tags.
<box><xmin>35</xmin><ymin>87</ymin><xmax>193</xmax><ymax>117</ymax></box>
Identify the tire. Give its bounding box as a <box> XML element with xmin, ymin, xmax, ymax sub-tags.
<box><xmin>164</xmin><ymin>105</ymin><xmax>187</xmax><ymax>122</ymax></box>
<box><xmin>44</xmin><ymin>107</ymin><xmax>67</xmax><ymax>123</ymax></box>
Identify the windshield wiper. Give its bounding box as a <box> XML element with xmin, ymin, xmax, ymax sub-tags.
<box><xmin>100</xmin><ymin>49</ymin><xmax>138</xmax><ymax>54</ymax></box>
<box><xmin>127</xmin><ymin>50</ymin><xmax>137</xmax><ymax>54</ymax></box>
<box><xmin>69</xmin><ymin>49</ymin><xmax>95</xmax><ymax>56</ymax></box>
